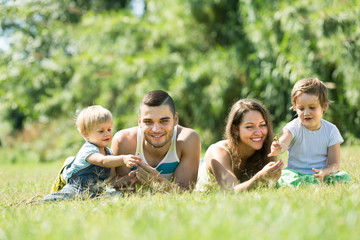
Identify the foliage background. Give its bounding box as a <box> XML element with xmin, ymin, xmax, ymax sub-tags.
<box><xmin>0</xmin><ymin>0</ymin><xmax>359</xmax><ymax>163</ymax></box>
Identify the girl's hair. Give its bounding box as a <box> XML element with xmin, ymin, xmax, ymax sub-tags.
<box><xmin>225</xmin><ymin>99</ymin><xmax>274</xmax><ymax>181</ymax></box>
<box><xmin>291</xmin><ymin>77</ymin><xmax>329</xmax><ymax>111</ymax></box>
<box><xmin>76</xmin><ymin>105</ymin><xmax>112</xmax><ymax>134</ymax></box>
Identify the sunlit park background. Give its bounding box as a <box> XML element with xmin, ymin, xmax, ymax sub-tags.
<box><xmin>1</xmin><ymin>0</ymin><xmax>360</xmax><ymax>239</ymax></box>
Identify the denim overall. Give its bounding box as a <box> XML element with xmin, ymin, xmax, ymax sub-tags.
<box><xmin>43</xmin><ymin>151</ymin><xmax>112</xmax><ymax>201</ymax></box>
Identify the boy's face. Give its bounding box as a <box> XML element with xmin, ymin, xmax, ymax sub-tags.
<box><xmin>139</xmin><ymin>104</ymin><xmax>178</xmax><ymax>149</ymax></box>
<box><xmin>83</xmin><ymin>120</ymin><xmax>113</xmax><ymax>149</ymax></box>
<box><xmin>294</xmin><ymin>93</ymin><xmax>325</xmax><ymax>131</ymax></box>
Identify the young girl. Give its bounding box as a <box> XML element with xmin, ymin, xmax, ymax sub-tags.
<box><xmin>43</xmin><ymin>105</ymin><xmax>141</xmax><ymax>201</ymax></box>
<box><xmin>196</xmin><ymin>99</ymin><xmax>283</xmax><ymax>192</ymax></box>
<box><xmin>268</xmin><ymin>78</ymin><xmax>351</xmax><ymax>187</ymax></box>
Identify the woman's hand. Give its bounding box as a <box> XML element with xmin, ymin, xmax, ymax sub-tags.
<box><xmin>256</xmin><ymin>159</ymin><xmax>284</xmax><ymax>184</ymax></box>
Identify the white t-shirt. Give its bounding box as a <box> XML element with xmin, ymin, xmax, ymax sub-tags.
<box><xmin>285</xmin><ymin>118</ymin><xmax>343</xmax><ymax>174</ymax></box>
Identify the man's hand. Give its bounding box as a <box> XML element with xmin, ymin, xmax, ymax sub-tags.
<box><xmin>136</xmin><ymin>161</ymin><xmax>162</xmax><ymax>185</ymax></box>
<box><xmin>128</xmin><ymin>170</ymin><xmax>139</xmax><ymax>183</ymax></box>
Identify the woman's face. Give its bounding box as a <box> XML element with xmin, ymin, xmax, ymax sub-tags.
<box><xmin>237</xmin><ymin>110</ymin><xmax>268</xmax><ymax>151</ymax></box>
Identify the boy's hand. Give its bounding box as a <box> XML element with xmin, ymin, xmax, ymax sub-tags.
<box><xmin>267</xmin><ymin>137</ymin><xmax>282</xmax><ymax>157</ymax></box>
<box><xmin>123</xmin><ymin>155</ymin><xmax>142</xmax><ymax>168</ymax></box>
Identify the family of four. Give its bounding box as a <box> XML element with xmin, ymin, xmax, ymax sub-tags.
<box><xmin>43</xmin><ymin>77</ymin><xmax>351</xmax><ymax>201</ymax></box>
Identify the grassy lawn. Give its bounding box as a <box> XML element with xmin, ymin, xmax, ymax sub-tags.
<box><xmin>1</xmin><ymin>145</ymin><xmax>360</xmax><ymax>240</ymax></box>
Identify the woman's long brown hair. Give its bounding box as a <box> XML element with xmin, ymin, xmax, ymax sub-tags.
<box><xmin>224</xmin><ymin>99</ymin><xmax>275</xmax><ymax>182</ymax></box>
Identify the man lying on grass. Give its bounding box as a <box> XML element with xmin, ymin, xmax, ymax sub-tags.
<box><xmin>109</xmin><ymin>90</ymin><xmax>201</xmax><ymax>192</ymax></box>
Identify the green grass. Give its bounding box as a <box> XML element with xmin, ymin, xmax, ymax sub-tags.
<box><xmin>1</xmin><ymin>146</ymin><xmax>360</xmax><ymax>240</ymax></box>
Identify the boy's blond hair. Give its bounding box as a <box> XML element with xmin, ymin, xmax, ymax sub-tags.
<box><xmin>291</xmin><ymin>77</ymin><xmax>329</xmax><ymax>111</ymax></box>
<box><xmin>76</xmin><ymin>105</ymin><xmax>112</xmax><ymax>134</ymax></box>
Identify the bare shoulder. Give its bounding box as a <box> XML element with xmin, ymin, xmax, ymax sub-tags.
<box><xmin>113</xmin><ymin>127</ymin><xmax>138</xmax><ymax>141</ymax></box>
<box><xmin>176</xmin><ymin>125</ymin><xmax>200</xmax><ymax>143</ymax></box>
<box><xmin>176</xmin><ymin>125</ymin><xmax>200</xmax><ymax>155</ymax></box>
<box><xmin>111</xmin><ymin>126</ymin><xmax>138</xmax><ymax>155</ymax></box>
<box><xmin>205</xmin><ymin>140</ymin><xmax>231</xmax><ymax>165</ymax></box>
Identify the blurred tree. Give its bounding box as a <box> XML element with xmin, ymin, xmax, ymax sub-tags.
<box><xmin>0</xmin><ymin>0</ymin><xmax>359</xmax><ymax>158</ymax></box>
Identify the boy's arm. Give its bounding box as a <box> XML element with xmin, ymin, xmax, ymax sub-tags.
<box><xmin>86</xmin><ymin>153</ymin><xmax>141</xmax><ymax>168</ymax></box>
<box><xmin>313</xmin><ymin>143</ymin><xmax>340</xmax><ymax>180</ymax></box>
<box><xmin>268</xmin><ymin>128</ymin><xmax>293</xmax><ymax>157</ymax></box>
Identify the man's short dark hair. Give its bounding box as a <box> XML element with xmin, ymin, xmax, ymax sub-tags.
<box><xmin>140</xmin><ymin>90</ymin><xmax>176</xmax><ymax>115</ymax></box>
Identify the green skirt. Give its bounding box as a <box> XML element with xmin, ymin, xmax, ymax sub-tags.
<box><xmin>278</xmin><ymin>169</ymin><xmax>351</xmax><ymax>188</ymax></box>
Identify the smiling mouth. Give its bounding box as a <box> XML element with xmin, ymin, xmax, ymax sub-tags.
<box><xmin>251</xmin><ymin>137</ymin><xmax>263</xmax><ymax>142</ymax></box>
<box><xmin>150</xmin><ymin>133</ymin><xmax>166</xmax><ymax>139</ymax></box>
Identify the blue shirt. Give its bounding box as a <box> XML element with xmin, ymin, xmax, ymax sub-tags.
<box><xmin>63</xmin><ymin>141</ymin><xmax>112</xmax><ymax>183</ymax></box>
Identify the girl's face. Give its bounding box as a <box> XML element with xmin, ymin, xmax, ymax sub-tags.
<box><xmin>84</xmin><ymin>120</ymin><xmax>113</xmax><ymax>149</ymax></box>
<box><xmin>237</xmin><ymin>110</ymin><xmax>268</xmax><ymax>152</ymax></box>
<box><xmin>295</xmin><ymin>93</ymin><xmax>325</xmax><ymax>131</ymax></box>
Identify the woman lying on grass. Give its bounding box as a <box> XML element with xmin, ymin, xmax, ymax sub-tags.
<box><xmin>196</xmin><ymin>99</ymin><xmax>283</xmax><ymax>192</ymax></box>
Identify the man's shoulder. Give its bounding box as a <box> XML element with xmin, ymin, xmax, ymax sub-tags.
<box><xmin>113</xmin><ymin>126</ymin><xmax>138</xmax><ymax>141</ymax></box>
<box><xmin>176</xmin><ymin>125</ymin><xmax>200</xmax><ymax>153</ymax></box>
<box><xmin>176</xmin><ymin>125</ymin><xmax>200</xmax><ymax>141</ymax></box>
<box><xmin>175</xmin><ymin>125</ymin><xmax>201</xmax><ymax>163</ymax></box>
<box><xmin>112</xmin><ymin>127</ymin><xmax>138</xmax><ymax>155</ymax></box>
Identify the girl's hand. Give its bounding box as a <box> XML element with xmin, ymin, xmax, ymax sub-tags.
<box><xmin>267</xmin><ymin>137</ymin><xmax>282</xmax><ymax>157</ymax></box>
<box><xmin>123</xmin><ymin>155</ymin><xmax>142</xmax><ymax>168</ymax></box>
<box><xmin>312</xmin><ymin>168</ymin><xmax>328</xmax><ymax>182</ymax></box>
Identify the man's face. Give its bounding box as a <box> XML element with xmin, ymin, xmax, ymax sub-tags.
<box><xmin>139</xmin><ymin>105</ymin><xmax>178</xmax><ymax>149</ymax></box>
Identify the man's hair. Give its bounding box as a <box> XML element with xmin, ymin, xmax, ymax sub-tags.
<box><xmin>140</xmin><ymin>90</ymin><xmax>176</xmax><ymax>115</ymax></box>
<box><xmin>291</xmin><ymin>77</ymin><xmax>329</xmax><ymax>111</ymax></box>
<box><xmin>76</xmin><ymin>105</ymin><xmax>112</xmax><ymax>133</ymax></box>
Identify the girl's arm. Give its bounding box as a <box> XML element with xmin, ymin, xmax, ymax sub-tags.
<box><xmin>268</xmin><ymin>128</ymin><xmax>293</xmax><ymax>157</ymax></box>
<box><xmin>313</xmin><ymin>143</ymin><xmax>340</xmax><ymax>180</ymax></box>
<box><xmin>86</xmin><ymin>153</ymin><xmax>141</xmax><ymax>168</ymax></box>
